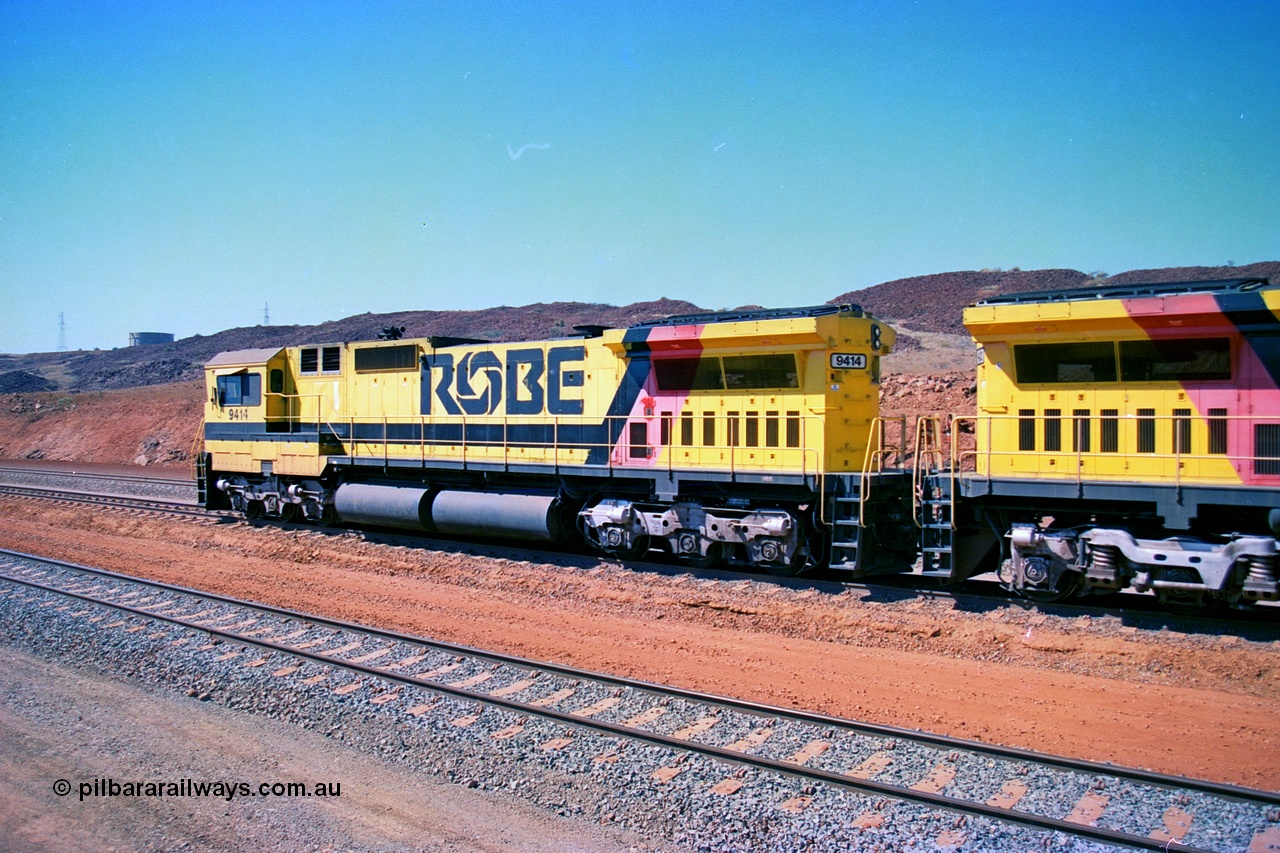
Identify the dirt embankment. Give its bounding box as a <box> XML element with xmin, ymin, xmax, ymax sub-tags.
<box><xmin>0</xmin><ymin>382</ymin><xmax>204</xmax><ymax>467</ymax></box>
<box><xmin>880</xmin><ymin>371</ymin><xmax>975</xmax><ymax>423</ymax></box>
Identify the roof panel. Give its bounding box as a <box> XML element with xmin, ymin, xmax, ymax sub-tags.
<box><xmin>631</xmin><ymin>303</ymin><xmax>863</xmax><ymax>328</ymax></box>
<box><xmin>971</xmin><ymin>278</ymin><xmax>1271</xmax><ymax>307</ymax></box>
<box><xmin>204</xmin><ymin>348</ymin><xmax>284</xmax><ymax>368</ymax></box>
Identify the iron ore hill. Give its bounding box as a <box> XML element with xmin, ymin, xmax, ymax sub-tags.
<box><xmin>831</xmin><ymin>261</ymin><xmax>1280</xmax><ymax>335</ymax></box>
<box><xmin>3</xmin><ymin>261</ymin><xmax>1276</xmax><ymax>395</ymax></box>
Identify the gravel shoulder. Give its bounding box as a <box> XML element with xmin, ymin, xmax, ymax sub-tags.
<box><xmin>1</xmin><ymin>498</ymin><xmax>1277</xmax><ymax>792</ymax></box>
<box><xmin>0</xmin><ymin>645</ymin><xmax>646</xmax><ymax>853</ymax></box>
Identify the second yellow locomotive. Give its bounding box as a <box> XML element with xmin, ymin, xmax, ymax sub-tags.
<box><xmin>927</xmin><ymin>277</ymin><xmax>1280</xmax><ymax>610</ymax></box>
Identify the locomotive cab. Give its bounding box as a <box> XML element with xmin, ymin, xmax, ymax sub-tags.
<box><xmin>204</xmin><ymin>348</ymin><xmax>287</xmax><ymax>475</ymax></box>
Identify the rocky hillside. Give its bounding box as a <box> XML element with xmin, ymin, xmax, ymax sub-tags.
<box><xmin>0</xmin><ymin>382</ymin><xmax>204</xmax><ymax>467</ymax></box>
<box><xmin>2</xmin><ymin>259</ymin><xmax>1273</xmax><ymax>467</ymax></box>
<box><xmin>0</xmin><ymin>370</ymin><xmax>57</xmax><ymax>394</ymax></box>
<box><xmin>3</xmin><ymin>263</ymin><xmax>1275</xmax><ymax>393</ymax></box>
<box><xmin>1105</xmin><ymin>262</ymin><xmax>1280</xmax><ymax>286</ymax></box>
<box><xmin>831</xmin><ymin>269</ymin><xmax>1094</xmax><ymax>334</ymax></box>
<box><xmin>0</xmin><ymin>299</ymin><xmax>701</xmax><ymax>393</ymax></box>
<box><xmin>829</xmin><ymin>261</ymin><xmax>1280</xmax><ymax>334</ymax></box>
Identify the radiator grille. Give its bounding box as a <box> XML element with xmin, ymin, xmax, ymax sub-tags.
<box><xmin>1256</xmin><ymin>424</ymin><xmax>1280</xmax><ymax>476</ymax></box>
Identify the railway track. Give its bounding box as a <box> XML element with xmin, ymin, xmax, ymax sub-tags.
<box><xmin>1</xmin><ymin>548</ymin><xmax>1277</xmax><ymax>852</ymax></box>
<box><xmin>0</xmin><ymin>464</ymin><xmax>191</xmax><ymax>485</ymax></box>
<box><xmin>2</xmin><ymin>464</ymin><xmax>1276</xmax><ymax>635</ymax></box>
<box><xmin>0</xmin><ymin>483</ymin><xmax>224</xmax><ymax>520</ymax></box>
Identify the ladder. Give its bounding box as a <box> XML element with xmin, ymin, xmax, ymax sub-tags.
<box><xmin>828</xmin><ymin>476</ymin><xmax>863</xmax><ymax>571</ymax></box>
<box><xmin>191</xmin><ymin>432</ymin><xmax>208</xmax><ymax>507</ymax></box>
<box><xmin>918</xmin><ymin>482</ymin><xmax>954</xmax><ymax>577</ymax></box>
<box><xmin>913</xmin><ymin>417</ymin><xmax>954</xmax><ymax>578</ymax></box>
<box><xmin>828</xmin><ymin>416</ymin><xmax>909</xmax><ymax>574</ymax></box>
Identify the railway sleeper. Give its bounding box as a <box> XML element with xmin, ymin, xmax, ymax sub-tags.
<box><xmin>1009</xmin><ymin>523</ymin><xmax>1279</xmax><ymax>608</ymax></box>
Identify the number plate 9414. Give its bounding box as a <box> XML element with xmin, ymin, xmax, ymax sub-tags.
<box><xmin>829</xmin><ymin>352</ymin><xmax>867</xmax><ymax>370</ymax></box>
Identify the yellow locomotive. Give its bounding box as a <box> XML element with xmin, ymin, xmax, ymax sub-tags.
<box><xmin>930</xmin><ymin>277</ymin><xmax>1280</xmax><ymax>610</ymax></box>
<box><xmin>200</xmin><ymin>279</ymin><xmax>1280</xmax><ymax>611</ymax></box>
<box><xmin>200</xmin><ymin>305</ymin><xmax>915</xmax><ymax>574</ymax></box>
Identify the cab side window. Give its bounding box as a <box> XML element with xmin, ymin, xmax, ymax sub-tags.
<box><xmin>217</xmin><ymin>373</ymin><xmax>262</xmax><ymax>406</ymax></box>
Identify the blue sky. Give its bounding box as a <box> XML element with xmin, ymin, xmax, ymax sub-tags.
<box><xmin>2</xmin><ymin>1</ymin><xmax>1277</xmax><ymax>353</ymax></box>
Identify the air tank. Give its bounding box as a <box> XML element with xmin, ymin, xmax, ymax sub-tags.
<box><xmin>332</xmin><ymin>483</ymin><xmax>561</xmax><ymax>542</ymax></box>
<box><xmin>430</xmin><ymin>490</ymin><xmax>559</xmax><ymax>541</ymax></box>
<box><xmin>333</xmin><ymin>483</ymin><xmax>431</xmax><ymax>530</ymax></box>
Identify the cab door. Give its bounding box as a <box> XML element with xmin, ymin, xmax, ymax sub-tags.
<box><xmin>264</xmin><ymin>353</ymin><xmax>292</xmax><ymax>431</ymax></box>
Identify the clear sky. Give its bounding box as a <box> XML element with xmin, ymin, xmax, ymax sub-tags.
<box><xmin>2</xmin><ymin>1</ymin><xmax>1277</xmax><ymax>354</ymax></box>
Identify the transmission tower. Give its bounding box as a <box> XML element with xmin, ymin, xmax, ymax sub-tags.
<box><xmin>57</xmin><ymin>312</ymin><xmax>68</xmax><ymax>352</ymax></box>
<box><xmin>263</xmin><ymin>302</ymin><xmax>270</xmax><ymax>325</ymax></box>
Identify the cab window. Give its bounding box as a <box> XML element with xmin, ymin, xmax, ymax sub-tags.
<box><xmin>217</xmin><ymin>373</ymin><xmax>261</xmax><ymax>407</ymax></box>
<box><xmin>653</xmin><ymin>357</ymin><xmax>723</xmax><ymax>391</ymax></box>
<box><xmin>652</xmin><ymin>353</ymin><xmax>799</xmax><ymax>392</ymax></box>
<box><xmin>722</xmin><ymin>354</ymin><xmax>799</xmax><ymax>389</ymax></box>
<box><xmin>1119</xmin><ymin>338</ymin><xmax>1230</xmax><ymax>382</ymax></box>
<box><xmin>1014</xmin><ymin>342</ymin><xmax>1117</xmax><ymax>384</ymax></box>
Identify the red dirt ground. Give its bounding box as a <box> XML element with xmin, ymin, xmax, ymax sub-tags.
<box><xmin>0</xmin><ymin>382</ymin><xmax>204</xmax><ymax>467</ymax></box>
<box><xmin>0</xmin><ymin>499</ymin><xmax>1276</xmax><ymax>791</ymax></box>
<box><xmin>1</xmin><ymin>377</ymin><xmax>1277</xmax><ymax>792</ymax></box>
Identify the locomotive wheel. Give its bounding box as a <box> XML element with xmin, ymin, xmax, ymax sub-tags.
<box><xmin>683</xmin><ymin>543</ymin><xmax>722</xmax><ymax>569</ymax></box>
<box><xmin>279</xmin><ymin>503</ymin><xmax>301</xmax><ymax>523</ymax></box>
<box><xmin>1157</xmin><ymin>569</ymin><xmax>1216</xmax><ymax>616</ymax></box>
<box><xmin>1018</xmin><ymin>571</ymin><xmax>1082</xmax><ymax>604</ymax></box>
<box><xmin>1160</xmin><ymin>595</ymin><xmax>1215</xmax><ymax>617</ymax></box>
<box><xmin>244</xmin><ymin>500</ymin><xmax>265</xmax><ymax>520</ymax></box>
<box><xmin>615</xmin><ymin>534</ymin><xmax>651</xmax><ymax>561</ymax></box>
<box><xmin>765</xmin><ymin>552</ymin><xmax>808</xmax><ymax>578</ymax></box>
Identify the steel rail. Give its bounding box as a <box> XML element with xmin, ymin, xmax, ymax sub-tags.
<box><xmin>0</xmin><ymin>465</ymin><xmax>192</xmax><ymax>486</ymax></box>
<box><xmin>0</xmin><ymin>487</ymin><xmax>222</xmax><ymax>521</ymax></box>
<box><xmin>837</xmin><ymin>573</ymin><xmax>1280</xmax><ymax>627</ymax></box>
<box><xmin>0</xmin><ymin>483</ymin><xmax>197</xmax><ymax>508</ymax></box>
<box><xmin>0</xmin><ymin>551</ymin><xmax>1274</xmax><ymax>852</ymax></box>
<box><xmin>0</xmin><ymin>487</ymin><xmax>201</xmax><ymax>512</ymax></box>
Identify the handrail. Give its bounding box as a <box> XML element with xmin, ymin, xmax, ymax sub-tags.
<box><xmin>911</xmin><ymin>416</ymin><xmax>946</xmax><ymax>528</ymax></box>
<box><xmin>850</xmin><ymin>415</ymin><xmax>909</xmax><ymax>530</ymax></box>
<box><xmin>236</xmin><ymin>404</ymin><xmax>1280</xmax><ymax>494</ymax></box>
<box><xmin>948</xmin><ymin>415</ymin><xmax>960</xmax><ymax>526</ymax></box>
<box><xmin>188</xmin><ymin>430</ymin><xmax>206</xmax><ymax>482</ymax></box>
<box><xmin>952</xmin><ymin>411</ymin><xmax>1279</xmax><ymax>486</ymax></box>
<box><xmin>856</xmin><ymin>419</ymin><xmax>882</xmax><ymax>531</ymax></box>
<box><xmin>314</xmin><ymin>409</ymin><xmax>824</xmax><ymax>479</ymax></box>
<box><xmin>260</xmin><ymin>392</ymin><xmax>326</xmax><ymax>436</ymax></box>
<box><xmin>861</xmin><ymin>415</ymin><xmax>908</xmax><ymax>473</ymax></box>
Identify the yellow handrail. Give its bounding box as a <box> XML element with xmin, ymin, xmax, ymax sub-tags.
<box><xmin>911</xmin><ymin>416</ymin><xmax>946</xmax><ymax>528</ymax></box>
